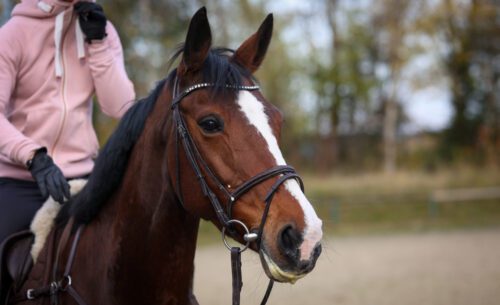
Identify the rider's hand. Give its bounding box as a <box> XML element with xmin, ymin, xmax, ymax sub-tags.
<box><xmin>28</xmin><ymin>148</ymin><xmax>70</xmax><ymax>204</ymax></box>
<box><xmin>74</xmin><ymin>2</ymin><xmax>107</xmax><ymax>43</ymax></box>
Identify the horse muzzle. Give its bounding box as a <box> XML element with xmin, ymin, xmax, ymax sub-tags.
<box><xmin>259</xmin><ymin>228</ymin><xmax>322</xmax><ymax>284</ymax></box>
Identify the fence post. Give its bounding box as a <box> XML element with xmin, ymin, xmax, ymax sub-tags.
<box><xmin>330</xmin><ymin>198</ymin><xmax>340</xmax><ymax>223</ymax></box>
<box><xmin>427</xmin><ymin>197</ymin><xmax>438</xmax><ymax>218</ymax></box>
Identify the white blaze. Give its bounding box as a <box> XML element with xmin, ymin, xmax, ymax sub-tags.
<box><xmin>237</xmin><ymin>91</ymin><xmax>323</xmax><ymax>260</ymax></box>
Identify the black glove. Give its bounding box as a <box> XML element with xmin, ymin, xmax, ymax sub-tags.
<box><xmin>28</xmin><ymin>148</ymin><xmax>71</xmax><ymax>204</ymax></box>
<box><xmin>74</xmin><ymin>1</ymin><xmax>107</xmax><ymax>42</ymax></box>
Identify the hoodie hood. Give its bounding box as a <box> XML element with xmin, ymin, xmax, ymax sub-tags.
<box><xmin>12</xmin><ymin>0</ymin><xmax>77</xmax><ymax>19</ymax></box>
<box><xmin>11</xmin><ymin>0</ymin><xmax>95</xmax><ymax>77</ymax></box>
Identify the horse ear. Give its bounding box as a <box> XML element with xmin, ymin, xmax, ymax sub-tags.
<box><xmin>232</xmin><ymin>14</ymin><xmax>273</xmax><ymax>73</ymax></box>
<box><xmin>178</xmin><ymin>7</ymin><xmax>212</xmax><ymax>75</ymax></box>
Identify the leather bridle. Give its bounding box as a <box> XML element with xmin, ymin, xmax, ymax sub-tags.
<box><xmin>171</xmin><ymin>77</ymin><xmax>304</xmax><ymax>305</ymax></box>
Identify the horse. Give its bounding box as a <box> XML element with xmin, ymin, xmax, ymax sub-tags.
<box><xmin>9</xmin><ymin>7</ymin><xmax>323</xmax><ymax>305</ymax></box>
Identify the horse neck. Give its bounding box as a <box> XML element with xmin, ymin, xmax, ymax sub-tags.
<box><xmin>97</xmin><ymin>90</ymin><xmax>201</xmax><ymax>304</ymax></box>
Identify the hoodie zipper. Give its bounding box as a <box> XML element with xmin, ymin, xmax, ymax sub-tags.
<box><xmin>51</xmin><ymin>12</ymin><xmax>73</xmax><ymax>157</ymax></box>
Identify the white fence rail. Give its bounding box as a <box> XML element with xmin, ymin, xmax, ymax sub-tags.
<box><xmin>428</xmin><ymin>186</ymin><xmax>500</xmax><ymax>216</ymax></box>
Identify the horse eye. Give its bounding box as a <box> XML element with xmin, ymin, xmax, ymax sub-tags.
<box><xmin>198</xmin><ymin>115</ymin><xmax>224</xmax><ymax>133</ymax></box>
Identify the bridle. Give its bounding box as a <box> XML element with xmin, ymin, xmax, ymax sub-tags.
<box><xmin>171</xmin><ymin>76</ymin><xmax>304</xmax><ymax>305</ymax></box>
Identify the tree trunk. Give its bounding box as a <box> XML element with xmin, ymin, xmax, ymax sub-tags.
<box><xmin>326</xmin><ymin>0</ymin><xmax>340</xmax><ymax>167</ymax></box>
<box><xmin>383</xmin><ymin>98</ymin><xmax>397</xmax><ymax>173</ymax></box>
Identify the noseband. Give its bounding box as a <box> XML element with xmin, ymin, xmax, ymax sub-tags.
<box><xmin>171</xmin><ymin>77</ymin><xmax>304</xmax><ymax>305</ymax></box>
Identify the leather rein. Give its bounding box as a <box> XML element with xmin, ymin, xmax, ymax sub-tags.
<box><xmin>171</xmin><ymin>77</ymin><xmax>304</xmax><ymax>305</ymax></box>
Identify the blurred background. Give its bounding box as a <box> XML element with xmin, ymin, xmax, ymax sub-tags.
<box><xmin>2</xmin><ymin>0</ymin><xmax>500</xmax><ymax>304</ymax></box>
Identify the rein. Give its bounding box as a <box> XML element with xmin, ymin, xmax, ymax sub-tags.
<box><xmin>171</xmin><ymin>78</ymin><xmax>304</xmax><ymax>305</ymax></box>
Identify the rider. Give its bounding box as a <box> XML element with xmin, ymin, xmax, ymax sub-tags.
<box><xmin>0</xmin><ymin>0</ymin><xmax>135</xmax><ymax>245</ymax></box>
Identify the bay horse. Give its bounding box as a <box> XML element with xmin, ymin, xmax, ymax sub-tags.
<box><xmin>11</xmin><ymin>7</ymin><xmax>323</xmax><ymax>305</ymax></box>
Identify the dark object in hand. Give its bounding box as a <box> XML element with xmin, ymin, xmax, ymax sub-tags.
<box><xmin>28</xmin><ymin>148</ymin><xmax>71</xmax><ymax>204</ymax></box>
<box><xmin>74</xmin><ymin>1</ymin><xmax>107</xmax><ymax>42</ymax></box>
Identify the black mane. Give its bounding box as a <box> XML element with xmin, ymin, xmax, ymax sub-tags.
<box><xmin>57</xmin><ymin>47</ymin><xmax>252</xmax><ymax>226</ymax></box>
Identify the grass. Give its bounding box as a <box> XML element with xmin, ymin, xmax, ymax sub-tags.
<box><xmin>304</xmin><ymin>166</ymin><xmax>500</xmax><ymax>235</ymax></box>
<box><xmin>303</xmin><ymin>166</ymin><xmax>500</xmax><ymax>196</ymax></box>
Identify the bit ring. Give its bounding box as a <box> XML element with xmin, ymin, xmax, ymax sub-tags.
<box><xmin>221</xmin><ymin>219</ymin><xmax>254</xmax><ymax>252</ymax></box>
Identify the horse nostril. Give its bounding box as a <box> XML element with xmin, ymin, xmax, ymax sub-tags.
<box><xmin>278</xmin><ymin>225</ymin><xmax>303</xmax><ymax>259</ymax></box>
<box><xmin>312</xmin><ymin>243</ymin><xmax>322</xmax><ymax>260</ymax></box>
<box><xmin>298</xmin><ymin>259</ymin><xmax>313</xmax><ymax>273</ymax></box>
<box><xmin>298</xmin><ymin>244</ymin><xmax>322</xmax><ymax>273</ymax></box>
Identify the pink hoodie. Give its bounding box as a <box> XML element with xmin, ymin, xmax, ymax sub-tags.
<box><xmin>0</xmin><ymin>0</ymin><xmax>135</xmax><ymax>180</ymax></box>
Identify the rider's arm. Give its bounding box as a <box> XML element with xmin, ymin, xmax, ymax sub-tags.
<box><xmin>87</xmin><ymin>22</ymin><xmax>136</xmax><ymax>119</ymax></box>
<box><xmin>0</xmin><ymin>24</ymin><xmax>41</xmax><ymax>166</ymax></box>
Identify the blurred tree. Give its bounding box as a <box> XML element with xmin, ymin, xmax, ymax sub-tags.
<box><xmin>427</xmin><ymin>0</ymin><xmax>500</xmax><ymax>164</ymax></box>
<box><xmin>325</xmin><ymin>0</ymin><xmax>341</xmax><ymax>167</ymax></box>
<box><xmin>370</xmin><ymin>0</ymin><xmax>413</xmax><ymax>173</ymax></box>
<box><xmin>309</xmin><ymin>0</ymin><xmax>415</xmax><ymax>172</ymax></box>
<box><xmin>311</xmin><ymin>1</ymin><xmax>381</xmax><ymax>170</ymax></box>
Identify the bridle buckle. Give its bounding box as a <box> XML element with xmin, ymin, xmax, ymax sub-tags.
<box><xmin>26</xmin><ymin>289</ymin><xmax>35</xmax><ymax>300</ymax></box>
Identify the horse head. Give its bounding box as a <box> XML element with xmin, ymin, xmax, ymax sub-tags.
<box><xmin>168</xmin><ymin>7</ymin><xmax>323</xmax><ymax>283</ymax></box>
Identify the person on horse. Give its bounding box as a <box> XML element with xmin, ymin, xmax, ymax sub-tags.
<box><xmin>0</xmin><ymin>0</ymin><xmax>135</xmax><ymax>247</ymax></box>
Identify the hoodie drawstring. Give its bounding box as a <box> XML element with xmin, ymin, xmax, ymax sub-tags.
<box><xmin>75</xmin><ymin>21</ymin><xmax>85</xmax><ymax>59</ymax></box>
<box><xmin>36</xmin><ymin>1</ymin><xmax>52</xmax><ymax>13</ymax></box>
<box><xmin>38</xmin><ymin>1</ymin><xmax>86</xmax><ymax>78</ymax></box>
<box><xmin>54</xmin><ymin>10</ymin><xmax>64</xmax><ymax>77</ymax></box>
